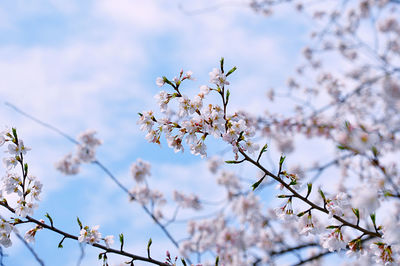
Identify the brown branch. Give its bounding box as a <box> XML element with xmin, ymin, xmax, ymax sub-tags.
<box><xmin>270</xmin><ymin>242</ymin><xmax>318</xmax><ymax>256</ymax></box>
<box><xmin>0</xmin><ymin>202</ymin><xmax>170</xmax><ymax>266</ymax></box>
<box><xmin>239</xmin><ymin>149</ymin><xmax>382</xmax><ymax>238</ymax></box>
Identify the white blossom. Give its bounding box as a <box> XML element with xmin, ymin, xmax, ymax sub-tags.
<box><xmin>184</xmin><ymin>70</ymin><xmax>194</xmax><ymax>80</ymax></box>
<box><xmin>321</xmin><ymin>230</ymin><xmax>347</xmax><ymax>252</ymax></box>
<box><xmin>77</xmin><ymin>130</ymin><xmax>102</xmax><ymax>148</ymax></box>
<box><xmin>130</xmin><ymin>159</ymin><xmax>151</xmax><ymax>183</ymax></box>
<box><xmin>0</xmin><ymin>220</ymin><xmax>13</xmax><ymax>235</ymax></box>
<box><xmin>154</xmin><ymin>91</ymin><xmax>169</xmax><ymax>113</ymax></box>
<box><xmin>326</xmin><ymin>192</ymin><xmax>350</xmax><ymax>218</ymax></box>
<box><xmin>2</xmin><ymin>172</ymin><xmax>22</xmax><ymax>196</ymax></box>
<box><xmin>156</xmin><ymin>77</ymin><xmax>165</xmax><ymax>87</ymax></box>
<box><xmin>299</xmin><ymin>214</ymin><xmax>319</xmax><ymax>236</ymax></box>
<box><xmin>383</xmin><ymin>218</ymin><xmax>400</xmax><ymax>246</ymax></box>
<box><xmin>78</xmin><ymin>225</ymin><xmax>102</xmax><ymax>245</ymax></box>
<box><xmin>55</xmin><ymin>153</ymin><xmax>80</xmax><ymax>175</ymax></box>
<box><xmin>0</xmin><ymin>232</ymin><xmax>12</xmax><ymax>248</ymax></box>
<box><xmin>24</xmin><ymin>221</ymin><xmax>43</xmax><ymax>244</ymax></box>
<box><xmin>104</xmin><ymin>235</ymin><xmax>114</xmax><ymax>248</ymax></box>
<box><xmin>76</xmin><ymin>145</ymin><xmax>96</xmax><ymax>162</ymax></box>
<box><xmin>190</xmin><ymin>140</ymin><xmax>207</xmax><ymax>158</ymax></box>
<box><xmin>208</xmin><ymin>156</ymin><xmax>222</xmax><ymax>174</ymax></box>
<box><xmin>173</xmin><ymin>191</ymin><xmax>202</xmax><ymax>210</ymax></box>
<box><xmin>178</xmin><ymin>95</ymin><xmax>196</xmax><ymax>117</ymax></box>
<box><xmin>24</xmin><ymin>228</ymin><xmax>36</xmax><ymax>243</ymax></box>
<box><xmin>2</xmin><ymin>157</ymin><xmax>17</xmax><ymax>170</ymax></box>
<box><xmin>370</xmin><ymin>243</ymin><xmax>395</xmax><ymax>265</ymax></box>
<box><xmin>137</xmin><ymin>111</ymin><xmax>155</xmax><ymax>132</ymax></box>
<box><xmin>166</xmin><ymin>135</ymin><xmax>184</xmax><ymax>153</ymax></box>
<box><xmin>200</xmin><ymin>85</ymin><xmax>210</xmax><ymax>95</ymax></box>
<box><xmin>30</xmin><ymin>180</ymin><xmax>43</xmax><ymax>201</ymax></box>
<box><xmin>209</xmin><ymin>68</ymin><xmax>229</xmax><ymax>86</ymax></box>
<box><xmin>15</xmin><ymin>198</ymin><xmax>36</xmax><ymax>218</ymax></box>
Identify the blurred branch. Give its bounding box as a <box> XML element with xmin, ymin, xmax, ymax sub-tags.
<box><xmin>14</xmin><ymin>231</ymin><xmax>45</xmax><ymax>266</ymax></box>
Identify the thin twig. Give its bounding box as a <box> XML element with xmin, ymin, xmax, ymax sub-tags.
<box><xmin>14</xmin><ymin>231</ymin><xmax>45</xmax><ymax>266</ymax></box>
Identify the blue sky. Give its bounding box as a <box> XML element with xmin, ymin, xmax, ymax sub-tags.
<box><xmin>0</xmin><ymin>1</ymin><xmax>319</xmax><ymax>265</ymax></box>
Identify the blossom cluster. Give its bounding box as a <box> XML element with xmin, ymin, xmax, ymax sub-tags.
<box><xmin>138</xmin><ymin>63</ymin><xmax>259</xmax><ymax>159</ymax></box>
<box><xmin>55</xmin><ymin>130</ymin><xmax>102</xmax><ymax>175</ymax></box>
<box><xmin>138</xmin><ymin>55</ymin><xmax>400</xmax><ymax>265</ymax></box>
<box><xmin>78</xmin><ymin>224</ymin><xmax>114</xmax><ymax>248</ymax></box>
<box><xmin>129</xmin><ymin>159</ymin><xmax>166</xmax><ymax>219</ymax></box>
<box><xmin>0</xmin><ymin>127</ymin><xmax>43</xmax><ymax>247</ymax></box>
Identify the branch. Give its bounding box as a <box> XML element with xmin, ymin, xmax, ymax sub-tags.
<box><xmin>270</xmin><ymin>242</ymin><xmax>318</xmax><ymax>256</ymax></box>
<box><xmin>239</xmin><ymin>149</ymin><xmax>382</xmax><ymax>238</ymax></box>
<box><xmin>291</xmin><ymin>250</ymin><xmax>330</xmax><ymax>266</ymax></box>
<box><xmin>0</xmin><ymin>202</ymin><xmax>170</xmax><ymax>266</ymax></box>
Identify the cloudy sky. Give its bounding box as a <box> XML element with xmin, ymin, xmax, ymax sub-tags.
<box><xmin>0</xmin><ymin>1</ymin><xmax>315</xmax><ymax>265</ymax></box>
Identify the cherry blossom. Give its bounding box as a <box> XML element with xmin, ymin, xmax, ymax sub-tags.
<box><xmin>78</xmin><ymin>225</ymin><xmax>102</xmax><ymax>245</ymax></box>
<box><xmin>321</xmin><ymin>229</ymin><xmax>347</xmax><ymax>252</ymax></box>
<box><xmin>130</xmin><ymin>158</ymin><xmax>151</xmax><ymax>183</ymax></box>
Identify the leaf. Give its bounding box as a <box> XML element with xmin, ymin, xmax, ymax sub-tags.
<box><xmin>77</xmin><ymin>217</ymin><xmax>83</xmax><ymax>230</ymax></box>
<box><xmin>181</xmin><ymin>258</ymin><xmax>187</xmax><ymax>266</ymax></box>
<box><xmin>306</xmin><ymin>183</ymin><xmax>312</xmax><ymax>199</ymax></box>
<box><xmin>257</xmin><ymin>143</ymin><xmax>268</xmax><ymax>162</ymax></box>
<box><xmin>297</xmin><ymin>211</ymin><xmax>306</xmax><ymax>217</ymax></box>
<box><xmin>251</xmin><ymin>176</ymin><xmax>265</xmax><ymax>191</ymax></box>
<box><xmin>119</xmin><ymin>233</ymin><xmax>124</xmax><ymax>251</ymax></box>
<box><xmin>372</xmin><ymin>146</ymin><xmax>378</xmax><ymax>157</ymax></box>
<box><xmin>215</xmin><ymin>256</ymin><xmax>220</xmax><ymax>266</ymax></box>
<box><xmin>370</xmin><ymin>213</ymin><xmax>376</xmax><ymax>226</ymax></box>
<box><xmin>318</xmin><ymin>189</ymin><xmax>326</xmax><ymax>203</ymax></box>
<box><xmin>24</xmin><ymin>163</ymin><xmax>28</xmax><ymax>175</ymax></box>
<box><xmin>12</xmin><ymin>128</ymin><xmax>18</xmax><ymax>141</ymax></box>
<box><xmin>220</xmin><ymin>57</ymin><xmax>225</xmax><ymax>72</ymax></box>
<box><xmin>344</xmin><ymin>121</ymin><xmax>350</xmax><ymax>130</ymax></box>
<box><xmin>163</xmin><ymin>76</ymin><xmax>175</xmax><ymax>87</ymax></box>
<box><xmin>45</xmin><ymin>213</ymin><xmax>54</xmax><ymax>227</ymax></box>
<box><xmin>352</xmin><ymin>208</ymin><xmax>360</xmax><ymax>219</ymax></box>
<box><xmin>260</xmin><ymin>143</ymin><xmax>268</xmax><ymax>154</ymax></box>
<box><xmin>383</xmin><ymin>191</ymin><xmax>393</xmax><ymax>197</ymax></box>
<box><xmin>58</xmin><ymin>236</ymin><xmax>66</xmax><ymax>248</ymax></box>
<box><xmin>279</xmin><ymin>154</ymin><xmax>286</xmax><ymax>165</ymax></box>
<box><xmin>226</xmin><ymin>66</ymin><xmax>237</xmax><ymax>77</ymax></box>
<box><xmin>326</xmin><ymin>225</ymin><xmax>339</xmax><ymax>229</ymax></box>
<box><xmin>226</xmin><ymin>89</ymin><xmax>230</xmax><ymax>103</ymax></box>
<box><xmin>147</xmin><ymin>238</ymin><xmax>152</xmax><ymax>258</ymax></box>
<box><xmin>225</xmin><ymin>160</ymin><xmax>242</xmax><ymax>164</ymax></box>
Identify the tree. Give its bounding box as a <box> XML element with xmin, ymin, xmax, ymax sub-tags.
<box><xmin>1</xmin><ymin>0</ymin><xmax>399</xmax><ymax>265</ymax></box>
